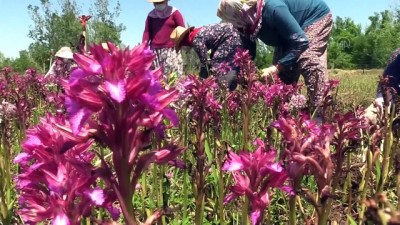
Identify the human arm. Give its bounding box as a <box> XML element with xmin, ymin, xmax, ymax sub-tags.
<box><xmin>271</xmin><ymin>5</ymin><xmax>309</xmax><ymax>71</ymax></box>
<box><xmin>45</xmin><ymin>62</ymin><xmax>56</xmax><ymax>78</ymax></box>
<box><xmin>192</xmin><ymin>39</ymin><xmax>211</xmax><ymax>78</ymax></box>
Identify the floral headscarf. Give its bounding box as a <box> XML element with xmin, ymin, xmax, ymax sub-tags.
<box><xmin>217</xmin><ymin>0</ymin><xmax>264</xmax><ymax>41</ymax></box>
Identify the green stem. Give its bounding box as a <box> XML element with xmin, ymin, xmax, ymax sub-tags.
<box><xmin>358</xmin><ymin>148</ymin><xmax>373</xmax><ymax>225</ymax></box>
<box><xmin>377</xmin><ymin>104</ymin><xmax>394</xmax><ymax>193</ymax></box>
<box><xmin>241</xmin><ymin>197</ymin><xmax>249</xmax><ymax>225</ymax></box>
<box><xmin>140</xmin><ymin>174</ymin><xmax>148</xmax><ymax>218</ymax></box>
<box><xmin>194</xmin><ymin>111</ymin><xmax>205</xmax><ymax>225</ymax></box>
<box><xmin>346</xmin><ymin>152</ymin><xmax>352</xmax><ymax>218</ymax></box>
<box><xmin>288</xmin><ymin>195</ymin><xmax>297</xmax><ymax>225</ymax></box>
<box><xmin>158</xmin><ymin>166</ymin><xmax>166</xmax><ymax>225</ymax></box>
<box><xmin>289</xmin><ymin>177</ymin><xmax>301</xmax><ymax>225</ymax></box>
<box><xmin>182</xmin><ymin>116</ymin><xmax>189</xmax><ymax>222</ymax></box>
<box><xmin>216</xmin><ymin>137</ymin><xmax>225</xmax><ymax>225</ymax></box>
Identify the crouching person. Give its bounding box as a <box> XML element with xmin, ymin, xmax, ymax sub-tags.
<box><xmin>170</xmin><ymin>23</ymin><xmax>256</xmax><ymax>91</ymax></box>
<box><xmin>45</xmin><ymin>46</ymin><xmax>76</xmax><ymax>78</ymax></box>
<box><xmin>364</xmin><ymin>49</ymin><xmax>400</xmax><ymax>124</ymax></box>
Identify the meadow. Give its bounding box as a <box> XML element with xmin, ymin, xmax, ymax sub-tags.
<box><xmin>330</xmin><ymin>69</ymin><xmax>381</xmax><ymax>107</ymax></box>
<box><xmin>1</xmin><ymin>44</ymin><xmax>398</xmax><ymax>225</ymax></box>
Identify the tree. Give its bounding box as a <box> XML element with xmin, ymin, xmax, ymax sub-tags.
<box><xmin>327</xmin><ymin>17</ymin><xmax>362</xmax><ymax>69</ymax></box>
<box><xmin>27</xmin><ymin>0</ymin><xmax>125</xmax><ymax>71</ymax></box>
<box><xmin>28</xmin><ymin>0</ymin><xmax>82</xmax><ymax>52</ymax></box>
<box><xmin>11</xmin><ymin>50</ymin><xmax>38</xmax><ymax>73</ymax></box>
<box><xmin>0</xmin><ymin>52</ymin><xmax>13</xmax><ymax>69</ymax></box>
<box><xmin>88</xmin><ymin>0</ymin><xmax>126</xmax><ymax>44</ymax></box>
<box><xmin>355</xmin><ymin>10</ymin><xmax>400</xmax><ymax>68</ymax></box>
<box><xmin>0</xmin><ymin>52</ymin><xmax>5</xmax><ymax>66</ymax></box>
<box><xmin>28</xmin><ymin>42</ymin><xmax>52</xmax><ymax>73</ymax></box>
<box><xmin>27</xmin><ymin>0</ymin><xmax>82</xmax><ymax>71</ymax></box>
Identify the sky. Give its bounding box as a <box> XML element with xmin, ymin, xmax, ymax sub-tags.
<box><xmin>0</xmin><ymin>0</ymin><xmax>397</xmax><ymax>58</ymax></box>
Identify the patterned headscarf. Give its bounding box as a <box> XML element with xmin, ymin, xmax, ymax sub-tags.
<box><xmin>217</xmin><ymin>0</ymin><xmax>264</xmax><ymax>40</ymax></box>
<box><xmin>217</xmin><ymin>0</ymin><xmax>255</xmax><ymax>28</ymax></box>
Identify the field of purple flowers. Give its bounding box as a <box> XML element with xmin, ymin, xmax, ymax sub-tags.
<box><xmin>0</xmin><ymin>42</ymin><xmax>399</xmax><ymax>225</ymax></box>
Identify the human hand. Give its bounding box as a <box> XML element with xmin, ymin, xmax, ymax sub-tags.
<box><xmin>363</xmin><ymin>100</ymin><xmax>383</xmax><ymax>125</ymax></box>
<box><xmin>261</xmin><ymin>65</ymin><xmax>278</xmax><ymax>78</ymax></box>
<box><xmin>258</xmin><ymin>65</ymin><xmax>279</xmax><ymax>82</ymax></box>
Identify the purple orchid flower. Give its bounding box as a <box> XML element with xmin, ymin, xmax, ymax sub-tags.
<box><xmin>223</xmin><ymin>138</ymin><xmax>293</xmax><ymax>225</ymax></box>
<box><xmin>14</xmin><ymin>114</ymin><xmax>118</xmax><ymax>224</ymax></box>
<box><xmin>60</xmin><ymin>42</ymin><xmax>185</xmax><ymax>224</ymax></box>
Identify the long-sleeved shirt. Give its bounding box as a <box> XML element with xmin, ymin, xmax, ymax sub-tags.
<box><xmin>142</xmin><ymin>9</ymin><xmax>185</xmax><ymax>49</ymax></box>
<box><xmin>257</xmin><ymin>0</ymin><xmax>330</xmax><ymax>69</ymax></box>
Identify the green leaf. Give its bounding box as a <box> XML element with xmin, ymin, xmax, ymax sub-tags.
<box><xmin>205</xmin><ymin>139</ymin><xmax>212</xmax><ymax>161</ymax></box>
<box><xmin>375</xmin><ymin>159</ymin><xmax>381</xmax><ymax>188</ymax></box>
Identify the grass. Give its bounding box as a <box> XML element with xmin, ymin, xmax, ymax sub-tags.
<box><xmin>329</xmin><ymin>69</ymin><xmax>382</xmax><ymax>107</ymax></box>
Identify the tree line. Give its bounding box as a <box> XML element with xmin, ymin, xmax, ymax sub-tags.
<box><xmin>1</xmin><ymin>1</ymin><xmax>399</xmax><ymax>73</ymax></box>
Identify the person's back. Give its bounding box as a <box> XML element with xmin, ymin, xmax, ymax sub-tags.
<box><xmin>194</xmin><ymin>23</ymin><xmax>256</xmax><ymax>63</ymax></box>
<box><xmin>259</xmin><ymin>0</ymin><xmax>330</xmax><ymax>46</ymax></box>
<box><xmin>277</xmin><ymin>0</ymin><xmax>330</xmax><ymax>28</ymax></box>
<box><xmin>170</xmin><ymin>23</ymin><xmax>256</xmax><ymax>90</ymax></box>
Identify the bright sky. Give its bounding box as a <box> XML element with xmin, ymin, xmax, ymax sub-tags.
<box><xmin>0</xmin><ymin>0</ymin><xmax>396</xmax><ymax>58</ymax></box>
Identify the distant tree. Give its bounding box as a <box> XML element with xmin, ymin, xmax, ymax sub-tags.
<box><xmin>27</xmin><ymin>0</ymin><xmax>82</xmax><ymax>71</ymax></box>
<box><xmin>0</xmin><ymin>52</ymin><xmax>13</xmax><ymax>69</ymax></box>
<box><xmin>28</xmin><ymin>0</ymin><xmax>82</xmax><ymax>52</ymax></box>
<box><xmin>27</xmin><ymin>0</ymin><xmax>125</xmax><ymax>71</ymax></box>
<box><xmin>87</xmin><ymin>0</ymin><xmax>126</xmax><ymax>44</ymax></box>
<box><xmin>327</xmin><ymin>12</ymin><xmax>400</xmax><ymax>69</ymax></box>
<box><xmin>0</xmin><ymin>52</ymin><xmax>5</xmax><ymax>66</ymax></box>
<box><xmin>354</xmin><ymin>10</ymin><xmax>400</xmax><ymax>68</ymax></box>
<box><xmin>327</xmin><ymin>16</ymin><xmax>362</xmax><ymax>69</ymax></box>
<box><xmin>11</xmin><ymin>50</ymin><xmax>38</xmax><ymax>73</ymax></box>
<box><xmin>28</xmin><ymin>42</ymin><xmax>52</xmax><ymax>73</ymax></box>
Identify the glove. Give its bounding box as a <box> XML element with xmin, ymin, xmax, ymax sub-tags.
<box><xmin>261</xmin><ymin>65</ymin><xmax>279</xmax><ymax>78</ymax></box>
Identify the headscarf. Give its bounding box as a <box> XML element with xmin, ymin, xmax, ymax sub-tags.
<box><xmin>148</xmin><ymin>5</ymin><xmax>177</xmax><ymax>19</ymax></box>
<box><xmin>217</xmin><ymin>0</ymin><xmax>264</xmax><ymax>40</ymax></box>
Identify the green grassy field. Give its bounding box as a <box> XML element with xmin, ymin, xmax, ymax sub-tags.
<box><xmin>329</xmin><ymin>69</ymin><xmax>382</xmax><ymax>107</ymax></box>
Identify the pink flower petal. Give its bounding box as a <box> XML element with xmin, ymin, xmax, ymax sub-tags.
<box><xmin>162</xmin><ymin>108</ymin><xmax>179</xmax><ymax>126</ymax></box>
<box><xmin>52</xmin><ymin>212</ymin><xmax>70</xmax><ymax>225</ymax></box>
<box><xmin>73</xmin><ymin>53</ymin><xmax>102</xmax><ymax>74</ymax></box>
<box><xmin>23</xmin><ymin>135</ymin><xmax>42</xmax><ymax>149</ymax></box>
<box><xmin>105</xmin><ymin>80</ymin><xmax>126</xmax><ymax>103</ymax></box>
<box><xmin>279</xmin><ymin>186</ymin><xmax>295</xmax><ymax>195</ymax></box>
<box><xmin>14</xmin><ymin>152</ymin><xmax>30</xmax><ymax>165</ymax></box>
<box><xmin>68</xmin><ymin>68</ymin><xmax>88</xmax><ymax>85</ymax></box>
<box><xmin>222</xmin><ymin>151</ymin><xmax>244</xmax><ymax>171</ymax></box>
<box><xmin>85</xmin><ymin>188</ymin><xmax>105</xmax><ymax>205</ymax></box>
<box><xmin>65</xmin><ymin>97</ymin><xmax>92</xmax><ymax>134</ymax></box>
<box><xmin>250</xmin><ymin>209</ymin><xmax>261</xmax><ymax>225</ymax></box>
<box><xmin>223</xmin><ymin>193</ymin><xmax>238</xmax><ymax>205</ymax></box>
